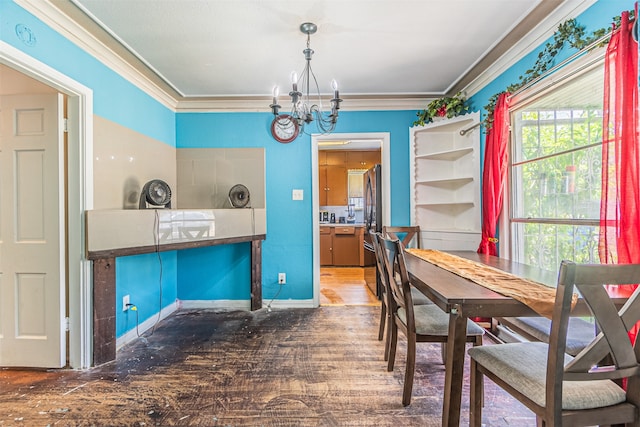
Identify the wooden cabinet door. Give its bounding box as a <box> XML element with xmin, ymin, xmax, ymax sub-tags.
<box><xmin>347</xmin><ymin>150</ymin><xmax>380</xmax><ymax>169</ymax></box>
<box><xmin>320</xmin><ymin>227</ymin><xmax>333</xmax><ymax>265</ymax></box>
<box><xmin>318</xmin><ymin>150</ymin><xmax>328</xmax><ymax>166</ymax></box>
<box><xmin>325</xmin><ymin>151</ymin><xmax>346</xmax><ymax>166</ymax></box>
<box><xmin>332</xmin><ymin>227</ymin><xmax>359</xmax><ymax>266</ymax></box>
<box><xmin>326</xmin><ymin>165</ymin><xmax>347</xmax><ymax>205</ymax></box>
<box><xmin>319</xmin><ymin>165</ymin><xmax>328</xmax><ymax>206</ymax></box>
<box><xmin>361</xmin><ymin>150</ymin><xmax>380</xmax><ymax>168</ymax></box>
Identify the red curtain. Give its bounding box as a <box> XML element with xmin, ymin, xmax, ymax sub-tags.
<box><xmin>478</xmin><ymin>93</ymin><xmax>510</xmax><ymax>256</ymax></box>
<box><xmin>599</xmin><ymin>10</ymin><xmax>639</xmax><ymax>341</ymax></box>
<box><xmin>600</xmin><ymin>10</ymin><xmax>640</xmax><ymax>266</ymax></box>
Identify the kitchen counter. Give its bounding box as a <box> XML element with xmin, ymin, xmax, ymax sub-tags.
<box><xmin>320</xmin><ymin>223</ymin><xmax>365</xmax><ymax>227</ymax></box>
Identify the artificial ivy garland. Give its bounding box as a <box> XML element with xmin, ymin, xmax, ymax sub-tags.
<box><xmin>483</xmin><ymin>12</ymin><xmax>632</xmax><ymax>130</ymax></box>
<box><xmin>414</xmin><ymin>12</ymin><xmax>633</xmax><ymax>130</ymax></box>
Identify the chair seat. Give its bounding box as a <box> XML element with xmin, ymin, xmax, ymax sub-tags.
<box><xmin>468</xmin><ymin>342</ymin><xmax>626</xmax><ymax>410</ymax></box>
<box><xmin>399</xmin><ymin>304</ymin><xmax>485</xmax><ymax>336</ymax></box>
<box><xmin>500</xmin><ymin>316</ymin><xmax>594</xmax><ymax>356</ymax></box>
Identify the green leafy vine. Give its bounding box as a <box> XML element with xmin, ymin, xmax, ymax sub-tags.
<box><xmin>483</xmin><ymin>11</ymin><xmax>633</xmax><ymax>130</ymax></box>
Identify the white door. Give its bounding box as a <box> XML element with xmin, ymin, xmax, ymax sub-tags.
<box><xmin>0</xmin><ymin>94</ymin><xmax>65</xmax><ymax>368</ymax></box>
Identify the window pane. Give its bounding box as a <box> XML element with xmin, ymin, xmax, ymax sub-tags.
<box><xmin>512</xmin><ymin>144</ymin><xmax>602</xmax><ymax>220</ymax></box>
<box><xmin>513</xmin><ymin>223</ymin><xmax>600</xmax><ymax>273</ymax></box>
<box><xmin>509</xmin><ymin>61</ymin><xmax>604</xmax><ymax>272</ymax></box>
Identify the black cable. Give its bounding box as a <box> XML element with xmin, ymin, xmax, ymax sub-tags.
<box><xmin>148</xmin><ymin>209</ymin><xmax>163</xmax><ymax>335</ymax></box>
<box><xmin>266</xmin><ymin>282</ymin><xmax>285</xmax><ymax>312</ymax></box>
<box><xmin>126</xmin><ymin>303</ymin><xmax>140</xmax><ymax>337</ymax></box>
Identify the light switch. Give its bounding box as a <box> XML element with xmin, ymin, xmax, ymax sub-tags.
<box><xmin>292</xmin><ymin>189</ymin><xmax>304</xmax><ymax>200</ymax></box>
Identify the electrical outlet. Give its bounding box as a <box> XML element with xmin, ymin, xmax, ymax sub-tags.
<box><xmin>123</xmin><ymin>294</ymin><xmax>130</xmax><ymax>312</ymax></box>
<box><xmin>278</xmin><ymin>273</ymin><xmax>286</xmax><ymax>284</ymax></box>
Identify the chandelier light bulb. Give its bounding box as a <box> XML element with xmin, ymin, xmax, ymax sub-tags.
<box><xmin>331</xmin><ymin>79</ymin><xmax>339</xmax><ymax>98</ymax></box>
<box><xmin>272</xmin><ymin>86</ymin><xmax>279</xmax><ymax>104</ymax></box>
<box><xmin>291</xmin><ymin>71</ymin><xmax>298</xmax><ymax>92</ymax></box>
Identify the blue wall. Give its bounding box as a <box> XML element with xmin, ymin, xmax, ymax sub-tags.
<box><xmin>176</xmin><ymin>110</ymin><xmax>416</xmax><ymax>301</ymax></box>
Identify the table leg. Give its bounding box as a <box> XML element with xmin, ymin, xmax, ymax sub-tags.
<box><xmin>442</xmin><ymin>307</ymin><xmax>467</xmax><ymax>427</ymax></box>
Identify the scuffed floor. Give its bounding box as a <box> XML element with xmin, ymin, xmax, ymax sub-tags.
<box><xmin>0</xmin><ymin>307</ymin><xmax>535</xmax><ymax>426</ymax></box>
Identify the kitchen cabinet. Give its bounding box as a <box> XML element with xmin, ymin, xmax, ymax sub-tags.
<box><xmin>409</xmin><ymin>112</ymin><xmax>481</xmax><ymax>250</ymax></box>
<box><xmin>319</xmin><ymin>150</ymin><xmax>378</xmax><ymax>206</ymax></box>
<box><xmin>319</xmin><ymin>165</ymin><xmax>347</xmax><ymax>206</ymax></box>
<box><xmin>320</xmin><ymin>150</ymin><xmax>347</xmax><ymax>166</ymax></box>
<box><xmin>347</xmin><ymin>150</ymin><xmax>380</xmax><ymax>169</ymax></box>
<box><xmin>332</xmin><ymin>226</ymin><xmax>360</xmax><ymax>266</ymax></box>
<box><xmin>320</xmin><ymin>227</ymin><xmax>333</xmax><ymax>266</ymax></box>
<box><xmin>320</xmin><ymin>226</ymin><xmax>364</xmax><ymax>266</ymax></box>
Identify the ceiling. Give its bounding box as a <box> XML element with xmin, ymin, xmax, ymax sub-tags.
<box><xmin>48</xmin><ymin>0</ymin><xmax>574</xmax><ymax>105</ymax></box>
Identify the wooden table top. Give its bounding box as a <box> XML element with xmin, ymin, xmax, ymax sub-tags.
<box><xmin>404</xmin><ymin>250</ymin><xmax>559</xmax><ymax>318</ymax></box>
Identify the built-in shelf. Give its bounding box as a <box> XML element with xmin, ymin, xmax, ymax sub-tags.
<box><xmin>415</xmin><ymin>201</ymin><xmax>475</xmax><ymax>207</ymax></box>
<box><xmin>416</xmin><ymin>177</ymin><xmax>474</xmax><ymax>186</ymax></box>
<box><xmin>416</xmin><ymin>147</ymin><xmax>474</xmax><ymax>161</ymax></box>
<box><xmin>409</xmin><ymin>112</ymin><xmax>481</xmax><ymax>250</ymax></box>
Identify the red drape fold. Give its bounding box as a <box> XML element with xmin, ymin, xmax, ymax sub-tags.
<box><xmin>600</xmin><ymin>10</ymin><xmax>640</xmax><ymax>267</ymax></box>
<box><xmin>599</xmin><ymin>10</ymin><xmax>639</xmax><ymax>345</ymax></box>
<box><xmin>478</xmin><ymin>93</ymin><xmax>510</xmax><ymax>255</ymax></box>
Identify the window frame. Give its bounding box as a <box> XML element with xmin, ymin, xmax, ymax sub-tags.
<box><xmin>499</xmin><ymin>48</ymin><xmax>607</xmax><ymax>267</ymax></box>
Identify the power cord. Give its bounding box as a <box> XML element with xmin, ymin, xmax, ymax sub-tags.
<box><xmin>266</xmin><ymin>281</ymin><xmax>285</xmax><ymax>312</ymax></box>
<box><xmin>148</xmin><ymin>209</ymin><xmax>163</xmax><ymax>336</ymax></box>
<box><xmin>126</xmin><ymin>303</ymin><xmax>140</xmax><ymax>337</ymax></box>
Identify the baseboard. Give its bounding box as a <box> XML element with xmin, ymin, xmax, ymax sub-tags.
<box><xmin>116</xmin><ymin>301</ymin><xmax>178</xmax><ymax>349</ymax></box>
<box><xmin>178</xmin><ymin>299</ymin><xmax>252</xmax><ymax>310</ymax></box>
<box><xmin>179</xmin><ymin>299</ymin><xmax>317</xmax><ymax>310</ymax></box>
<box><xmin>264</xmin><ymin>299</ymin><xmax>316</xmax><ymax>309</ymax></box>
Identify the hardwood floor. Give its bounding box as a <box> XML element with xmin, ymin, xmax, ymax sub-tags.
<box><xmin>320</xmin><ymin>267</ymin><xmax>379</xmax><ymax>306</ymax></box>
<box><xmin>0</xmin><ymin>307</ymin><xmax>535</xmax><ymax>426</ymax></box>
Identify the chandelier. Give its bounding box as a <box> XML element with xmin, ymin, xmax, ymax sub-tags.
<box><xmin>269</xmin><ymin>22</ymin><xmax>342</xmax><ymax>139</ymax></box>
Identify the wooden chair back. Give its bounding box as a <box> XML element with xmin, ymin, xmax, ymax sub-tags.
<box><xmin>377</xmin><ymin>234</ymin><xmax>416</xmax><ymax>330</ymax></box>
<box><xmin>546</xmin><ymin>261</ymin><xmax>640</xmax><ymax>423</ymax></box>
<box><xmin>383</xmin><ymin>226</ymin><xmax>421</xmax><ymax>249</ymax></box>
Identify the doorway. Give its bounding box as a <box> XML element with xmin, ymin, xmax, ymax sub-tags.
<box><xmin>1</xmin><ymin>42</ymin><xmax>93</xmax><ymax>369</ymax></box>
<box><xmin>311</xmin><ymin>133</ymin><xmax>391</xmax><ymax>307</ymax></box>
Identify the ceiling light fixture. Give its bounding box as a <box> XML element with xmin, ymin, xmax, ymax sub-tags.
<box><xmin>269</xmin><ymin>22</ymin><xmax>342</xmax><ymax>139</ymax></box>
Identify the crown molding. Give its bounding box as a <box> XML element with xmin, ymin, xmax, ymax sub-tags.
<box><xmin>175</xmin><ymin>95</ymin><xmax>433</xmax><ymax>113</ymax></box>
<box><xmin>463</xmin><ymin>0</ymin><xmax>597</xmax><ymax>98</ymax></box>
<box><xmin>15</xmin><ymin>0</ymin><xmax>178</xmax><ymax>110</ymax></box>
<box><xmin>16</xmin><ymin>0</ymin><xmax>593</xmax><ymax>114</ymax></box>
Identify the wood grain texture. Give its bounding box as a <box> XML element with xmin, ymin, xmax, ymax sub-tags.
<box><xmin>320</xmin><ymin>267</ymin><xmax>379</xmax><ymax>306</ymax></box>
<box><xmin>0</xmin><ymin>307</ymin><xmax>535</xmax><ymax>426</ymax></box>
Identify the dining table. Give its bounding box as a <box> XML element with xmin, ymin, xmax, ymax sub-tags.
<box><xmin>403</xmin><ymin>250</ymin><xmax>562</xmax><ymax>427</ymax></box>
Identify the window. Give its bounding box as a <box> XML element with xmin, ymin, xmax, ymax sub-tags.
<box><xmin>509</xmin><ymin>61</ymin><xmax>605</xmax><ymax>273</ymax></box>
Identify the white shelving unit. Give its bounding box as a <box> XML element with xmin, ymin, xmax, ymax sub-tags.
<box><xmin>409</xmin><ymin>111</ymin><xmax>481</xmax><ymax>250</ymax></box>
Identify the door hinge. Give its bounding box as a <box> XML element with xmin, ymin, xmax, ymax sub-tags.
<box><xmin>65</xmin><ymin>317</ymin><xmax>70</xmax><ymax>332</ymax></box>
<box><xmin>63</xmin><ymin>118</ymin><xmax>69</xmax><ymax>133</ymax></box>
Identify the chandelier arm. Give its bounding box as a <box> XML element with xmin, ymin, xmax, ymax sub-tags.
<box><xmin>270</xmin><ymin>22</ymin><xmax>341</xmax><ymax>138</ymax></box>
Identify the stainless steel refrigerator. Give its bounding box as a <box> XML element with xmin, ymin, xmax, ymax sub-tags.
<box><xmin>363</xmin><ymin>164</ymin><xmax>382</xmax><ymax>297</ymax></box>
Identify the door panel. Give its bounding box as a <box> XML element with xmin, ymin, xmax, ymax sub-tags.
<box><xmin>0</xmin><ymin>94</ymin><xmax>65</xmax><ymax>368</ymax></box>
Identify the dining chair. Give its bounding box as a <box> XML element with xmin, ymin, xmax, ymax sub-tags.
<box><xmin>497</xmin><ymin>315</ymin><xmax>595</xmax><ymax>356</ymax></box>
<box><xmin>370</xmin><ymin>232</ymin><xmax>431</xmax><ymax>362</ymax></box>
<box><xmin>383</xmin><ymin>226</ymin><xmax>421</xmax><ymax>249</ymax></box>
<box><xmin>377</xmin><ymin>233</ymin><xmax>485</xmax><ymax>406</ymax></box>
<box><xmin>382</xmin><ymin>225</ymin><xmax>431</xmax><ymax>307</ymax></box>
<box><xmin>468</xmin><ymin>261</ymin><xmax>640</xmax><ymax>427</ymax></box>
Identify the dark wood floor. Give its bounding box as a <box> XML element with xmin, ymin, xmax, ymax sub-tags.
<box><xmin>0</xmin><ymin>306</ymin><xmax>536</xmax><ymax>426</ymax></box>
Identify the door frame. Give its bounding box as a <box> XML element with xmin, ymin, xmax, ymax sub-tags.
<box><xmin>311</xmin><ymin>132</ymin><xmax>391</xmax><ymax>307</ymax></box>
<box><xmin>1</xmin><ymin>41</ymin><xmax>94</xmax><ymax>369</ymax></box>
